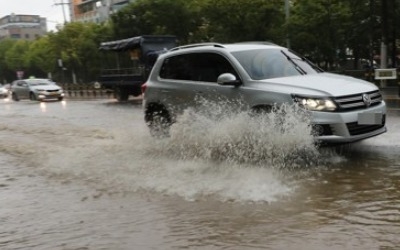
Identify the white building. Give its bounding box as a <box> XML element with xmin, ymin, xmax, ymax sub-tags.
<box><xmin>0</xmin><ymin>14</ymin><xmax>47</xmax><ymax>40</ymax></box>
<box><xmin>70</xmin><ymin>0</ymin><xmax>134</xmax><ymax>24</ymax></box>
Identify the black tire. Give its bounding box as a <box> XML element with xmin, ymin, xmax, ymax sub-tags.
<box><xmin>250</xmin><ymin>105</ymin><xmax>273</xmax><ymax>115</ymax></box>
<box><xmin>145</xmin><ymin>107</ymin><xmax>172</xmax><ymax>138</ymax></box>
<box><xmin>131</xmin><ymin>87</ymin><xmax>142</xmax><ymax>97</ymax></box>
<box><xmin>114</xmin><ymin>87</ymin><xmax>129</xmax><ymax>101</ymax></box>
<box><xmin>58</xmin><ymin>97</ymin><xmax>64</xmax><ymax>101</ymax></box>
<box><xmin>29</xmin><ymin>92</ymin><xmax>36</xmax><ymax>101</ymax></box>
<box><xmin>251</xmin><ymin>105</ymin><xmax>286</xmax><ymax>130</ymax></box>
<box><xmin>11</xmin><ymin>92</ymin><xmax>19</xmax><ymax>101</ymax></box>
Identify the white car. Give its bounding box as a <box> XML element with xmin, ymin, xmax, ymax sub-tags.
<box><xmin>142</xmin><ymin>42</ymin><xmax>387</xmax><ymax>144</ymax></box>
<box><xmin>0</xmin><ymin>84</ymin><xmax>9</xmax><ymax>98</ymax></box>
<box><xmin>11</xmin><ymin>78</ymin><xmax>64</xmax><ymax>102</ymax></box>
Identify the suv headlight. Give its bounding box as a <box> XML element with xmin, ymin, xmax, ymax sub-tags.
<box><xmin>293</xmin><ymin>95</ymin><xmax>337</xmax><ymax>111</ymax></box>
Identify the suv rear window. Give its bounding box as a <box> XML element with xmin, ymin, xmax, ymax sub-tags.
<box><xmin>159</xmin><ymin>53</ymin><xmax>238</xmax><ymax>82</ymax></box>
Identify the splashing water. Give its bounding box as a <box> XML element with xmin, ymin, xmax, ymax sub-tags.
<box><xmin>0</xmin><ymin>100</ymin><xmax>341</xmax><ymax>203</ymax></box>
<box><xmin>150</xmin><ymin>99</ymin><xmax>324</xmax><ymax>169</ymax></box>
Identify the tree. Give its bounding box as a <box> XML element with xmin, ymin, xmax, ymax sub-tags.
<box><xmin>0</xmin><ymin>39</ymin><xmax>17</xmax><ymax>82</ymax></box>
<box><xmin>47</xmin><ymin>22</ymin><xmax>112</xmax><ymax>83</ymax></box>
<box><xmin>4</xmin><ymin>40</ymin><xmax>32</xmax><ymax>77</ymax></box>
<box><xmin>110</xmin><ymin>0</ymin><xmax>200</xmax><ymax>43</ymax></box>
<box><xmin>24</xmin><ymin>36</ymin><xmax>57</xmax><ymax>78</ymax></box>
<box><xmin>288</xmin><ymin>0</ymin><xmax>352</xmax><ymax>70</ymax></box>
<box><xmin>200</xmin><ymin>0</ymin><xmax>285</xmax><ymax>43</ymax></box>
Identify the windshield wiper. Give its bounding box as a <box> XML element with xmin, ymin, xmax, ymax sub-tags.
<box><xmin>301</xmin><ymin>56</ymin><xmax>324</xmax><ymax>73</ymax></box>
<box><xmin>281</xmin><ymin>50</ymin><xmax>306</xmax><ymax>75</ymax></box>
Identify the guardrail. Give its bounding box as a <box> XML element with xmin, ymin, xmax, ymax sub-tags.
<box><xmin>60</xmin><ymin>83</ymin><xmax>114</xmax><ymax>99</ymax></box>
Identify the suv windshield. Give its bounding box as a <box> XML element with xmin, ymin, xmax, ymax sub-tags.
<box><xmin>231</xmin><ymin>49</ymin><xmax>320</xmax><ymax>80</ymax></box>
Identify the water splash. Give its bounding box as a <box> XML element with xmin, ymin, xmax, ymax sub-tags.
<box><xmin>0</xmin><ymin>100</ymin><xmax>341</xmax><ymax>203</ymax></box>
<box><xmin>151</xmin><ymin>100</ymin><xmax>323</xmax><ymax>169</ymax></box>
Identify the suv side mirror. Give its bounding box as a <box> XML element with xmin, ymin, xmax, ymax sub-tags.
<box><xmin>217</xmin><ymin>73</ymin><xmax>241</xmax><ymax>87</ymax></box>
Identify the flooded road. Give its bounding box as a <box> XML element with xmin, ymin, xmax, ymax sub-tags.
<box><xmin>0</xmin><ymin>98</ymin><xmax>399</xmax><ymax>250</ymax></box>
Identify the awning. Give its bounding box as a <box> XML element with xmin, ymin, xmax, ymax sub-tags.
<box><xmin>99</xmin><ymin>35</ymin><xmax>177</xmax><ymax>52</ymax></box>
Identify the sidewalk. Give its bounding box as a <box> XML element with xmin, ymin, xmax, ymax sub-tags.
<box><xmin>381</xmin><ymin>86</ymin><xmax>400</xmax><ymax>110</ymax></box>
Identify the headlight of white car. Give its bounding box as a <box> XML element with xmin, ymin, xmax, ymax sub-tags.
<box><xmin>293</xmin><ymin>95</ymin><xmax>337</xmax><ymax>111</ymax></box>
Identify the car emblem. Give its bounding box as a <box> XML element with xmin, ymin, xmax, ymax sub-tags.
<box><xmin>362</xmin><ymin>93</ymin><xmax>371</xmax><ymax>107</ymax></box>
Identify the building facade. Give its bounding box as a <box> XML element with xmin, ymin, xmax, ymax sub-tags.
<box><xmin>69</xmin><ymin>0</ymin><xmax>134</xmax><ymax>24</ymax></box>
<box><xmin>0</xmin><ymin>14</ymin><xmax>47</xmax><ymax>40</ymax></box>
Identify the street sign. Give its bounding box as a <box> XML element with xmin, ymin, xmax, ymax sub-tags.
<box><xmin>374</xmin><ymin>68</ymin><xmax>397</xmax><ymax>80</ymax></box>
<box><xmin>16</xmin><ymin>71</ymin><xmax>24</xmax><ymax>79</ymax></box>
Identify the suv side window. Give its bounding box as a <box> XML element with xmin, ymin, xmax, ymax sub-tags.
<box><xmin>160</xmin><ymin>53</ymin><xmax>238</xmax><ymax>82</ymax></box>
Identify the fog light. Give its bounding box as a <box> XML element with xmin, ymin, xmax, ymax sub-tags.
<box><xmin>312</xmin><ymin>124</ymin><xmax>324</xmax><ymax>136</ymax></box>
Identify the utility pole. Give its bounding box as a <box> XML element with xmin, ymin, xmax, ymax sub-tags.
<box><xmin>54</xmin><ymin>0</ymin><xmax>69</xmax><ymax>24</ymax></box>
<box><xmin>285</xmin><ymin>0</ymin><xmax>290</xmax><ymax>48</ymax></box>
<box><xmin>391</xmin><ymin>0</ymin><xmax>396</xmax><ymax>68</ymax></box>
<box><xmin>381</xmin><ymin>0</ymin><xmax>388</xmax><ymax>69</ymax></box>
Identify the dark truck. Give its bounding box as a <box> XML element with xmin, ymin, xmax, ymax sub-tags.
<box><xmin>98</xmin><ymin>35</ymin><xmax>177</xmax><ymax>101</ymax></box>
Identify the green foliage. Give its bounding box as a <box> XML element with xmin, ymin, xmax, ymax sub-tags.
<box><xmin>110</xmin><ymin>0</ymin><xmax>200</xmax><ymax>43</ymax></box>
<box><xmin>48</xmin><ymin>22</ymin><xmax>112</xmax><ymax>82</ymax></box>
<box><xmin>288</xmin><ymin>0</ymin><xmax>396</xmax><ymax>70</ymax></box>
<box><xmin>199</xmin><ymin>0</ymin><xmax>284</xmax><ymax>43</ymax></box>
<box><xmin>288</xmin><ymin>0</ymin><xmax>351</xmax><ymax>66</ymax></box>
<box><xmin>0</xmin><ymin>0</ymin><xmax>398</xmax><ymax>82</ymax></box>
<box><xmin>0</xmin><ymin>39</ymin><xmax>17</xmax><ymax>82</ymax></box>
<box><xmin>4</xmin><ymin>40</ymin><xmax>31</xmax><ymax>71</ymax></box>
<box><xmin>24</xmin><ymin>36</ymin><xmax>57</xmax><ymax>76</ymax></box>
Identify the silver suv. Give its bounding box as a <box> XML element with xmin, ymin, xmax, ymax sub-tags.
<box><xmin>142</xmin><ymin>42</ymin><xmax>386</xmax><ymax>144</ymax></box>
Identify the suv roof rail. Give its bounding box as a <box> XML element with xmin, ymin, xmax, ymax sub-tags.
<box><xmin>233</xmin><ymin>41</ymin><xmax>278</xmax><ymax>46</ymax></box>
<box><xmin>170</xmin><ymin>43</ymin><xmax>225</xmax><ymax>51</ymax></box>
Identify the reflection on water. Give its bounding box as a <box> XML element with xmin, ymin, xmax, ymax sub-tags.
<box><xmin>39</xmin><ymin>100</ymin><xmax>67</xmax><ymax>113</ymax></box>
<box><xmin>61</xmin><ymin>100</ymin><xmax>67</xmax><ymax>109</ymax></box>
<box><xmin>40</xmin><ymin>101</ymin><xmax>46</xmax><ymax>112</ymax></box>
<box><xmin>0</xmin><ymin>101</ymin><xmax>399</xmax><ymax>249</ymax></box>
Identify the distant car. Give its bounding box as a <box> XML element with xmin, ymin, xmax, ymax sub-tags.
<box><xmin>11</xmin><ymin>78</ymin><xmax>64</xmax><ymax>102</ymax></box>
<box><xmin>0</xmin><ymin>84</ymin><xmax>9</xmax><ymax>98</ymax></box>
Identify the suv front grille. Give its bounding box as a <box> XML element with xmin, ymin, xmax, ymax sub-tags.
<box><xmin>346</xmin><ymin>114</ymin><xmax>385</xmax><ymax>136</ymax></box>
<box><xmin>346</xmin><ymin>123</ymin><xmax>385</xmax><ymax>136</ymax></box>
<box><xmin>334</xmin><ymin>90</ymin><xmax>382</xmax><ymax>111</ymax></box>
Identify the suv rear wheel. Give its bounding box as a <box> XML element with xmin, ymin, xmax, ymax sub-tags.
<box><xmin>145</xmin><ymin>105</ymin><xmax>172</xmax><ymax>137</ymax></box>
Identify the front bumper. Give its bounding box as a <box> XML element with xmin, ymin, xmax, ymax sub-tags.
<box><xmin>36</xmin><ymin>92</ymin><xmax>64</xmax><ymax>100</ymax></box>
<box><xmin>0</xmin><ymin>91</ymin><xmax>9</xmax><ymax>98</ymax></box>
<box><xmin>312</xmin><ymin>101</ymin><xmax>387</xmax><ymax>144</ymax></box>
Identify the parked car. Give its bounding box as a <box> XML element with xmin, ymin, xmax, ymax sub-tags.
<box><xmin>0</xmin><ymin>84</ymin><xmax>9</xmax><ymax>98</ymax></box>
<box><xmin>142</xmin><ymin>42</ymin><xmax>387</xmax><ymax>145</ymax></box>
